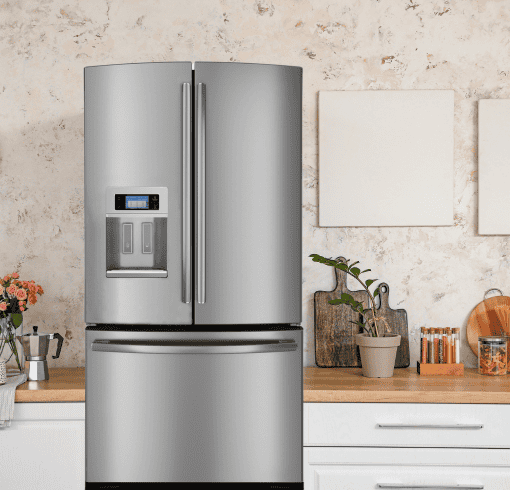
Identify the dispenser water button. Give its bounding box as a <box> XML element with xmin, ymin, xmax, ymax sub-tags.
<box><xmin>142</xmin><ymin>222</ymin><xmax>153</xmax><ymax>254</ymax></box>
<box><xmin>122</xmin><ymin>223</ymin><xmax>133</xmax><ymax>254</ymax></box>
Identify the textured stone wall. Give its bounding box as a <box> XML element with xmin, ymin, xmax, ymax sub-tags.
<box><xmin>0</xmin><ymin>0</ymin><xmax>507</xmax><ymax>367</ymax></box>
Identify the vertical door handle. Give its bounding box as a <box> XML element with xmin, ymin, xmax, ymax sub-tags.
<box><xmin>182</xmin><ymin>83</ymin><xmax>191</xmax><ymax>303</ymax></box>
<box><xmin>197</xmin><ymin>83</ymin><xmax>206</xmax><ymax>304</ymax></box>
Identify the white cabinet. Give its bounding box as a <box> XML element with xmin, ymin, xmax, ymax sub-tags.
<box><xmin>304</xmin><ymin>402</ymin><xmax>510</xmax><ymax>490</ymax></box>
<box><xmin>0</xmin><ymin>403</ymin><xmax>85</xmax><ymax>490</ymax></box>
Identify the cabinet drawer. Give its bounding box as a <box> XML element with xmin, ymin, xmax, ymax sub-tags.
<box><xmin>305</xmin><ymin>447</ymin><xmax>510</xmax><ymax>490</ymax></box>
<box><xmin>305</xmin><ymin>403</ymin><xmax>510</xmax><ymax>448</ymax></box>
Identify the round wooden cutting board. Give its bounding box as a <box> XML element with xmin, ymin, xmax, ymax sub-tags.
<box><xmin>466</xmin><ymin>289</ymin><xmax>510</xmax><ymax>356</ymax></box>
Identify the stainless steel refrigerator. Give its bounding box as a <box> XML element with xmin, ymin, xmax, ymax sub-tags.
<box><xmin>84</xmin><ymin>62</ymin><xmax>302</xmax><ymax>488</ymax></box>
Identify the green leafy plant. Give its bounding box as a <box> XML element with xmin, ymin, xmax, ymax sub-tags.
<box><xmin>310</xmin><ymin>254</ymin><xmax>383</xmax><ymax>337</ymax></box>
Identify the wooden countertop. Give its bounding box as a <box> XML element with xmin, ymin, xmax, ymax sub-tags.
<box><xmin>304</xmin><ymin>366</ymin><xmax>510</xmax><ymax>404</ymax></box>
<box><xmin>15</xmin><ymin>368</ymin><xmax>85</xmax><ymax>402</ymax></box>
<box><xmin>14</xmin><ymin>366</ymin><xmax>510</xmax><ymax>404</ymax></box>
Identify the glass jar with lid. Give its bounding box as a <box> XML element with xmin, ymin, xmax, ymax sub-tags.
<box><xmin>478</xmin><ymin>336</ymin><xmax>507</xmax><ymax>376</ymax></box>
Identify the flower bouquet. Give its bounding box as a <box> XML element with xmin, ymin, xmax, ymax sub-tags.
<box><xmin>0</xmin><ymin>272</ymin><xmax>44</xmax><ymax>374</ymax></box>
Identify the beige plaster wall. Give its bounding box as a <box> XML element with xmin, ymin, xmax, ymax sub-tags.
<box><xmin>0</xmin><ymin>0</ymin><xmax>507</xmax><ymax>367</ymax></box>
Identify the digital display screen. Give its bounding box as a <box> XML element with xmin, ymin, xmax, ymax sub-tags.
<box><xmin>126</xmin><ymin>195</ymin><xmax>148</xmax><ymax>209</ymax></box>
<box><xmin>115</xmin><ymin>194</ymin><xmax>159</xmax><ymax>210</ymax></box>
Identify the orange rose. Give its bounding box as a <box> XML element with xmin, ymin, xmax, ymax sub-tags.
<box><xmin>3</xmin><ymin>276</ymin><xmax>8</xmax><ymax>282</ymax></box>
<box><xmin>28</xmin><ymin>293</ymin><xmax>37</xmax><ymax>305</ymax></box>
<box><xmin>28</xmin><ymin>283</ymin><xmax>37</xmax><ymax>293</ymax></box>
<box><xmin>0</xmin><ymin>302</ymin><xmax>7</xmax><ymax>311</ymax></box>
<box><xmin>16</xmin><ymin>288</ymin><xmax>27</xmax><ymax>301</ymax></box>
<box><xmin>12</xmin><ymin>272</ymin><xmax>19</xmax><ymax>279</ymax></box>
<box><xmin>37</xmin><ymin>285</ymin><xmax>44</xmax><ymax>295</ymax></box>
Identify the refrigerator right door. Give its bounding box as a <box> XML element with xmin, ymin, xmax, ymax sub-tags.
<box><xmin>194</xmin><ymin>62</ymin><xmax>302</xmax><ymax>325</ymax></box>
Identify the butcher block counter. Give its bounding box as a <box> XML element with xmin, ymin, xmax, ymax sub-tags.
<box><xmin>14</xmin><ymin>367</ymin><xmax>85</xmax><ymax>402</ymax></box>
<box><xmin>304</xmin><ymin>366</ymin><xmax>510</xmax><ymax>404</ymax></box>
<box><xmin>13</xmin><ymin>366</ymin><xmax>510</xmax><ymax>403</ymax></box>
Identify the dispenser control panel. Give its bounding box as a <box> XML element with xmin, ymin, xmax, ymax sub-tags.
<box><xmin>106</xmin><ymin>187</ymin><xmax>168</xmax><ymax>216</ymax></box>
<box><xmin>115</xmin><ymin>194</ymin><xmax>159</xmax><ymax>210</ymax></box>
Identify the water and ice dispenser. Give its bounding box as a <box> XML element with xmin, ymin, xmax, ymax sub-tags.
<box><xmin>105</xmin><ymin>187</ymin><xmax>168</xmax><ymax>277</ymax></box>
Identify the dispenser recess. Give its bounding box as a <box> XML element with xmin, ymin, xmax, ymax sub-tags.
<box><xmin>105</xmin><ymin>186</ymin><xmax>168</xmax><ymax>278</ymax></box>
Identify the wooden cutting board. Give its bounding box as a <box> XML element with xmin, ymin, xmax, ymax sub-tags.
<box><xmin>363</xmin><ymin>283</ymin><xmax>410</xmax><ymax>368</ymax></box>
<box><xmin>466</xmin><ymin>289</ymin><xmax>510</xmax><ymax>356</ymax></box>
<box><xmin>314</xmin><ymin>257</ymin><xmax>370</xmax><ymax>367</ymax></box>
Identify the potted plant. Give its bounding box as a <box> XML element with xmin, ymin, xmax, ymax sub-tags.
<box><xmin>0</xmin><ymin>272</ymin><xmax>44</xmax><ymax>376</ymax></box>
<box><xmin>310</xmin><ymin>254</ymin><xmax>400</xmax><ymax>378</ymax></box>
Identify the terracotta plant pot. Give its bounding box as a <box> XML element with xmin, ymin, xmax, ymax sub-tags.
<box><xmin>355</xmin><ymin>333</ymin><xmax>401</xmax><ymax>378</ymax></box>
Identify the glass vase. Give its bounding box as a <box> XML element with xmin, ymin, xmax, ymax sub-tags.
<box><xmin>0</xmin><ymin>314</ymin><xmax>24</xmax><ymax>376</ymax></box>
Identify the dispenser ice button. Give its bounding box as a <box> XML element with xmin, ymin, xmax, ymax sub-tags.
<box><xmin>122</xmin><ymin>223</ymin><xmax>133</xmax><ymax>254</ymax></box>
<box><xmin>142</xmin><ymin>222</ymin><xmax>153</xmax><ymax>254</ymax></box>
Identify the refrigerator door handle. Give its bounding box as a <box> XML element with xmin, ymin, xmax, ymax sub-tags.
<box><xmin>91</xmin><ymin>339</ymin><xmax>298</xmax><ymax>354</ymax></box>
<box><xmin>197</xmin><ymin>82</ymin><xmax>206</xmax><ymax>304</ymax></box>
<box><xmin>182</xmin><ymin>82</ymin><xmax>191</xmax><ymax>304</ymax></box>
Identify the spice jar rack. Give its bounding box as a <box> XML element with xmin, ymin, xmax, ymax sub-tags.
<box><xmin>417</xmin><ymin>361</ymin><xmax>464</xmax><ymax>376</ymax></box>
<box><xmin>417</xmin><ymin>326</ymin><xmax>464</xmax><ymax>376</ymax></box>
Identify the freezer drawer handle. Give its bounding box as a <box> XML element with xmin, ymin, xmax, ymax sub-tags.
<box><xmin>91</xmin><ymin>339</ymin><xmax>298</xmax><ymax>354</ymax></box>
<box><xmin>197</xmin><ymin>82</ymin><xmax>206</xmax><ymax>304</ymax></box>
<box><xmin>376</xmin><ymin>424</ymin><xmax>484</xmax><ymax>430</ymax></box>
<box><xmin>377</xmin><ymin>485</ymin><xmax>484</xmax><ymax>489</ymax></box>
<box><xmin>182</xmin><ymin>82</ymin><xmax>191</xmax><ymax>304</ymax></box>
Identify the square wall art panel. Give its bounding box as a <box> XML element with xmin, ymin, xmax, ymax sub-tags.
<box><xmin>318</xmin><ymin>90</ymin><xmax>454</xmax><ymax>227</ymax></box>
<box><xmin>478</xmin><ymin>99</ymin><xmax>510</xmax><ymax>235</ymax></box>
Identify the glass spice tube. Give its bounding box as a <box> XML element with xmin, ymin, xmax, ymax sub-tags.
<box><xmin>429</xmin><ymin>328</ymin><xmax>435</xmax><ymax>364</ymax></box>
<box><xmin>478</xmin><ymin>336</ymin><xmax>507</xmax><ymax>376</ymax></box>
<box><xmin>433</xmin><ymin>328</ymin><xmax>439</xmax><ymax>364</ymax></box>
<box><xmin>453</xmin><ymin>327</ymin><xmax>460</xmax><ymax>364</ymax></box>
<box><xmin>450</xmin><ymin>328</ymin><xmax>455</xmax><ymax>364</ymax></box>
<box><xmin>420</xmin><ymin>327</ymin><xmax>427</xmax><ymax>363</ymax></box>
<box><xmin>425</xmin><ymin>328</ymin><xmax>430</xmax><ymax>363</ymax></box>
<box><xmin>445</xmin><ymin>328</ymin><xmax>452</xmax><ymax>363</ymax></box>
<box><xmin>422</xmin><ymin>328</ymin><xmax>429</xmax><ymax>363</ymax></box>
<box><xmin>442</xmin><ymin>328</ymin><xmax>448</xmax><ymax>363</ymax></box>
<box><xmin>438</xmin><ymin>328</ymin><xmax>444</xmax><ymax>364</ymax></box>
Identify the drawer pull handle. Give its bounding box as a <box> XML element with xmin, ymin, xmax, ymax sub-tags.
<box><xmin>377</xmin><ymin>485</ymin><xmax>483</xmax><ymax>489</ymax></box>
<box><xmin>377</xmin><ymin>424</ymin><xmax>483</xmax><ymax>430</ymax></box>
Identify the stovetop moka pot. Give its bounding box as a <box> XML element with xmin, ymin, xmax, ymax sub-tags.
<box><xmin>19</xmin><ymin>326</ymin><xmax>64</xmax><ymax>381</ymax></box>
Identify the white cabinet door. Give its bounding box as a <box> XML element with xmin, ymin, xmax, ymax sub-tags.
<box><xmin>306</xmin><ymin>402</ymin><xmax>510</xmax><ymax>448</ymax></box>
<box><xmin>305</xmin><ymin>447</ymin><xmax>510</xmax><ymax>490</ymax></box>
<box><xmin>0</xmin><ymin>403</ymin><xmax>85</xmax><ymax>490</ymax></box>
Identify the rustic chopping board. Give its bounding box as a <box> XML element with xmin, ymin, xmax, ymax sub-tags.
<box><xmin>363</xmin><ymin>283</ymin><xmax>410</xmax><ymax>368</ymax></box>
<box><xmin>314</xmin><ymin>257</ymin><xmax>370</xmax><ymax>367</ymax></box>
<box><xmin>466</xmin><ymin>288</ymin><xmax>510</xmax><ymax>356</ymax></box>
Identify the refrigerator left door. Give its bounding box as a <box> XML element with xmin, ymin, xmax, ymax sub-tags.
<box><xmin>85</xmin><ymin>62</ymin><xmax>193</xmax><ymax>325</ymax></box>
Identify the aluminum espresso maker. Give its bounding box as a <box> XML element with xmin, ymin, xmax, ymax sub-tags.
<box><xmin>19</xmin><ymin>326</ymin><xmax>64</xmax><ymax>381</ymax></box>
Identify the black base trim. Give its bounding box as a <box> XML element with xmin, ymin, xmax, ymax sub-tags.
<box><xmin>86</xmin><ymin>483</ymin><xmax>303</xmax><ymax>489</ymax></box>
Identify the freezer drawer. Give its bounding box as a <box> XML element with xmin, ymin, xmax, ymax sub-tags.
<box><xmin>86</xmin><ymin>328</ymin><xmax>303</xmax><ymax>485</ymax></box>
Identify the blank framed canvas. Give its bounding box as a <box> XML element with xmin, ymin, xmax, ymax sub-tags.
<box><xmin>478</xmin><ymin>99</ymin><xmax>510</xmax><ymax>235</ymax></box>
<box><xmin>319</xmin><ymin>90</ymin><xmax>454</xmax><ymax>227</ymax></box>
